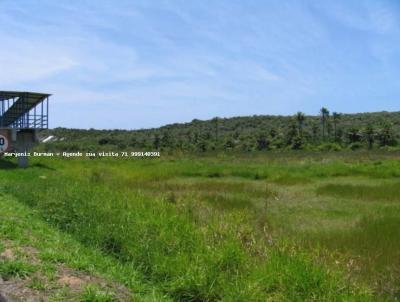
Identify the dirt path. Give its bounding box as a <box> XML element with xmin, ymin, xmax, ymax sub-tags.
<box><xmin>0</xmin><ymin>240</ymin><xmax>132</xmax><ymax>301</ymax></box>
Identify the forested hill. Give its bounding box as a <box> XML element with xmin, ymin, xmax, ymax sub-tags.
<box><xmin>40</xmin><ymin>110</ymin><xmax>400</xmax><ymax>152</ymax></box>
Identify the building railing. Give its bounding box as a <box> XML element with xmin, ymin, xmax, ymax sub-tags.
<box><xmin>0</xmin><ymin>93</ymin><xmax>49</xmax><ymax>129</ymax></box>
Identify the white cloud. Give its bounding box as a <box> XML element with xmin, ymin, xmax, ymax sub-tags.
<box><xmin>0</xmin><ymin>35</ymin><xmax>77</xmax><ymax>86</ymax></box>
<box><xmin>366</xmin><ymin>2</ymin><xmax>399</xmax><ymax>34</ymax></box>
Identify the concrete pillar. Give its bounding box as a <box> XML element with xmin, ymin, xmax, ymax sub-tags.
<box><xmin>11</xmin><ymin>129</ymin><xmax>17</xmax><ymax>142</ymax></box>
<box><xmin>15</xmin><ymin>130</ymin><xmax>38</xmax><ymax>168</ymax></box>
<box><xmin>18</xmin><ymin>156</ymin><xmax>29</xmax><ymax>168</ymax></box>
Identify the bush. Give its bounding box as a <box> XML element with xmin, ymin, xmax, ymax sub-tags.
<box><xmin>348</xmin><ymin>142</ymin><xmax>363</xmax><ymax>150</ymax></box>
<box><xmin>317</xmin><ymin>143</ymin><xmax>342</xmax><ymax>151</ymax></box>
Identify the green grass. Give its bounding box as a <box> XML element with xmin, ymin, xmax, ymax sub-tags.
<box><xmin>81</xmin><ymin>285</ymin><xmax>117</xmax><ymax>302</ymax></box>
<box><xmin>0</xmin><ymin>193</ymin><xmax>168</xmax><ymax>301</ymax></box>
<box><xmin>1</xmin><ymin>152</ymin><xmax>399</xmax><ymax>300</ymax></box>
<box><xmin>317</xmin><ymin>182</ymin><xmax>400</xmax><ymax>202</ymax></box>
<box><xmin>0</xmin><ymin>260</ymin><xmax>36</xmax><ymax>280</ymax></box>
<box><xmin>300</xmin><ymin>209</ymin><xmax>400</xmax><ymax>297</ymax></box>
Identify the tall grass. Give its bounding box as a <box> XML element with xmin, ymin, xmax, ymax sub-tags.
<box><xmin>301</xmin><ymin>211</ymin><xmax>400</xmax><ymax>299</ymax></box>
<box><xmin>317</xmin><ymin>182</ymin><xmax>400</xmax><ymax>202</ymax></box>
<box><xmin>0</xmin><ymin>157</ymin><xmax>373</xmax><ymax>301</ymax></box>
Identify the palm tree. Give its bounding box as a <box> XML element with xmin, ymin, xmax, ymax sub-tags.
<box><xmin>332</xmin><ymin>112</ymin><xmax>341</xmax><ymax>141</ymax></box>
<box><xmin>364</xmin><ymin>123</ymin><xmax>374</xmax><ymax>149</ymax></box>
<box><xmin>311</xmin><ymin>122</ymin><xmax>319</xmax><ymax>142</ymax></box>
<box><xmin>320</xmin><ymin>107</ymin><xmax>330</xmax><ymax>140</ymax></box>
<box><xmin>377</xmin><ymin>120</ymin><xmax>395</xmax><ymax>146</ymax></box>
<box><xmin>295</xmin><ymin>112</ymin><xmax>305</xmax><ymax>136</ymax></box>
<box><xmin>347</xmin><ymin>127</ymin><xmax>361</xmax><ymax>144</ymax></box>
<box><xmin>212</xmin><ymin>117</ymin><xmax>219</xmax><ymax>144</ymax></box>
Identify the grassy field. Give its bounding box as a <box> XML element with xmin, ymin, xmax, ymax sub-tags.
<box><xmin>1</xmin><ymin>151</ymin><xmax>399</xmax><ymax>301</ymax></box>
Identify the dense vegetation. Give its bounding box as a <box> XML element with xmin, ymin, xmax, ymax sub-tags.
<box><xmin>40</xmin><ymin>109</ymin><xmax>400</xmax><ymax>153</ymax></box>
<box><xmin>1</xmin><ymin>152</ymin><xmax>400</xmax><ymax>301</ymax></box>
<box><xmin>0</xmin><ymin>193</ymin><xmax>147</xmax><ymax>301</ymax></box>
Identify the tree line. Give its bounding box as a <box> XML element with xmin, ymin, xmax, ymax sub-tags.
<box><xmin>40</xmin><ymin>108</ymin><xmax>400</xmax><ymax>153</ymax></box>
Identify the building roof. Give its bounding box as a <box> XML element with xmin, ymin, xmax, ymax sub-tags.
<box><xmin>0</xmin><ymin>91</ymin><xmax>51</xmax><ymax>101</ymax></box>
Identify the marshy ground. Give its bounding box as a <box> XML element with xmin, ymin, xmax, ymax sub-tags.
<box><xmin>0</xmin><ymin>151</ymin><xmax>399</xmax><ymax>301</ymax></box>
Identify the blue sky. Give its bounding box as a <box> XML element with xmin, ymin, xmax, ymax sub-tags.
<box><xmin>1</xmin><ymin>0</ymin><xmax>400</xmax><ymax>129</ymax></box>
